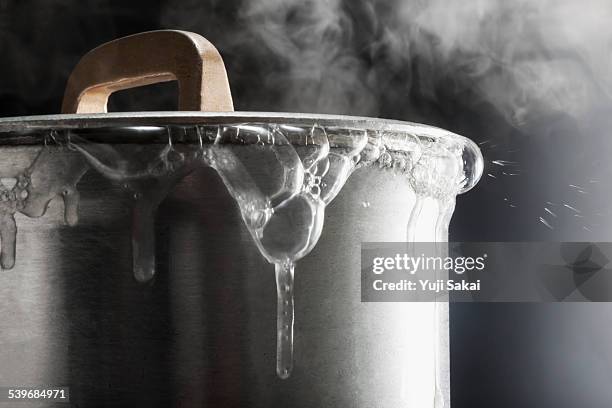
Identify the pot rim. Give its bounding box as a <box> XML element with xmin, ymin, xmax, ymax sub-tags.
<box><xmin>0</xmin><ymin>111</ymin><xmax>459</xmax><ymax>136</ymax></box>
<box><xmin>0</xmin><ymin>111</ymin><xmax>484</xmax><ymax>194</ymax></box>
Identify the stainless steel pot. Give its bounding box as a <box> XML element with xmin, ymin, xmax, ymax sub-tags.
<box><xmin>0</xmin><ymin>31</ymin><xmax>483</xmax><ymax>408</ymax></box>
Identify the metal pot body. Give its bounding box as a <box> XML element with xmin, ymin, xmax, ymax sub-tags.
<box><xmin>0</xmin><ymin>140</ymin><xmax>449</xmax><ymax>408</ymax></box>
<box><xmin>0</xmin><ymin>27</ymin><xmax>480</xmax><ymax>408</ymax></box>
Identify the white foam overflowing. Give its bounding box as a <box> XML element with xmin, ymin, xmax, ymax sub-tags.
<box><xmin>0</xmin><ymin>122</ymin><xmax>480</xmax><ymax>385</ymax></box>
<box><xmin>205</xmin><ymin>124</ymin><xmax>367</xmax><ymax>377</ymax></box>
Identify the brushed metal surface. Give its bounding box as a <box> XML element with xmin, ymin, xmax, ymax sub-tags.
<box><xmin>0</xmin><ymin>144</ymin><xmax>447</xmax><ymax>407</ymax></box>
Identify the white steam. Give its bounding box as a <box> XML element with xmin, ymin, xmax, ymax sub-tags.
<box><xmin>238</xmin><ymin>0</ymin><xmax>377</xmax><ymax>115</ymax></box>
<box><xmin>162</xmin><ymin>0</ymin><xmax>612</xmax><ymax>126</ymax></box>
<box><xmin>397</xmin><ymin>0</ymin><xmax>612</xmax><ymax>125</ymax></box>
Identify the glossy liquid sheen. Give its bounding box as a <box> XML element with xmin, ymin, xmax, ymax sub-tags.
<box><xmin>0</xmin><ymin>123</ymin><xmax>471</xmax><ymax>399</ymax></box>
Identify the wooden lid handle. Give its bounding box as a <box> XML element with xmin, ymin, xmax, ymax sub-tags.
<box><xmin>62</xmin><ymin>30</ymin><xmax>234</xmax><ymax>113</ymax></box>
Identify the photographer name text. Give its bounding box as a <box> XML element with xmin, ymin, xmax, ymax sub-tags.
<box><xmin>373</xmin><ymin>278</ymin><xmax>480</xmax><ymax>293</ymax></box>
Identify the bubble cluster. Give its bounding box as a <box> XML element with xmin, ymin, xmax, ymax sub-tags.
<box><xmin>0</xmin><ymin>121</ymin><xmax>481</xmax><ymax>380</ymax></box>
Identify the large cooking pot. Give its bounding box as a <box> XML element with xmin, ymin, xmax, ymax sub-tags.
<box><xmin>0</xmin><ymin>31</ymin><xmax>482</xmax><ymax>407</ymax></box>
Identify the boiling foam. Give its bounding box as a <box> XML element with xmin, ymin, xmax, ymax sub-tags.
<box><xmin>0</xmin><ymin>122</ymin><xmax>478</xmax><ymax>385</ymax></box>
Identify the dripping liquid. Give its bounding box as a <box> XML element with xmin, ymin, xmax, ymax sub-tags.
<box><xmin>275</xmin><ymin>260</ymin><xmax>295</xmax><ymax>379</ymax></box>
<box><xmin>0</xmin><ymin>124</ymin><xmax>472</xmax><ymax>383</ymax></box>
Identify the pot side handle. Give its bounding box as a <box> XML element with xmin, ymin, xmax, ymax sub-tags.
<box><xmin>61</xmin><ymin>30</ymin><xmax>234</xmax><ymax>114</ymax></box>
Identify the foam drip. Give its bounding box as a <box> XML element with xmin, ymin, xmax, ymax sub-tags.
<box><xmin>0</xmin><ymin>123</ymin><xmax>479</xmax><ymax>384</ymax></box>
<box><xmin>70</xmin><ymin>133</ymin><xmax>191</xmax><ymax>282</ymax></box>
<box><xmin>0</xmin><ymin>135</ymin><xmax>88</xmax><ymax>268</ymax></box>
<box><xmin>204</xmin><ymin>124</ymin><xmax>366</xmax><ymax>377</ymax></box>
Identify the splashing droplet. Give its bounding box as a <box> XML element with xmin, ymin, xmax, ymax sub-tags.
<box><xmin>491</xmin><ymin>160</ymin><xmax>519</xmax><ymax>167</ymax></box>
<box><xmin>539</xmin><ymin>217</ymin><xmax>553</xmax><ymax>230</ymax></box>
<box><xmin>563</xmin><ymin>203</ymin><xmax>580</xmax><ymax>213</ymax></box>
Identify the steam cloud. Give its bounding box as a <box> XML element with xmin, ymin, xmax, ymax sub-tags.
<box><xmin>0</xmin><ymin>0</ymin><xmax>608</xmax><ymax>129</ymax></box>
<box><xmin>163</xmin><ymin>0</ymin><xmax>612</xmax><ymax>128</ymax></box>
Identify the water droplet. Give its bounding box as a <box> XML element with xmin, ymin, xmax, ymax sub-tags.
<box><xmin>491</xmin><ymin>160</ymin><xmax>519</xmax><ymax>167</ymax></box>
<box><xmin>544</xmin><ymin>207</ymin><xmax>557</xmax><ymax>218</ymax></box>
<box><xmin>539</xmin><ymin>217</ymin><xmax>553</xmax><ymax>230</ymax></box>
<box><xmin>563</xmin><ymin>203</ymin><xmax>580</xmax><ymax>213</ymax></box>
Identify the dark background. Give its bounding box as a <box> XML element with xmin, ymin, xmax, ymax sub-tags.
<box><xmin>2</xmin><ymin>0</ymin><xmax>612</xmax><ymax>407</ymax></box>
